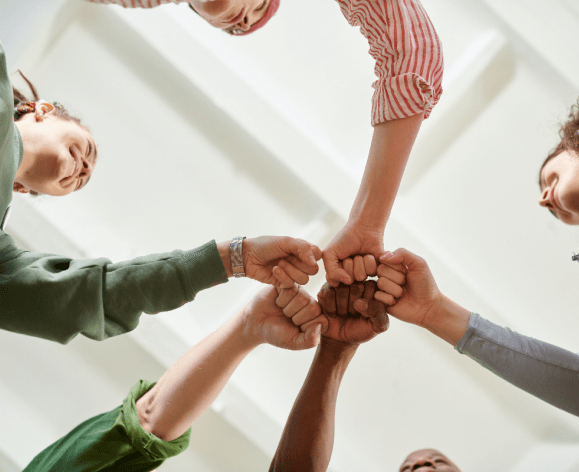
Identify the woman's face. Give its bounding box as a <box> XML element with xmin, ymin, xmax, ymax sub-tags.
<box><xmin>14</xmin><ymin>113</ymin><xmax>97</xmax><ymax>196</ymax></box>
<box><xmin>539</xmin><ymin>150</ymin><xmax>579</xmax><ymax>225</ymax></box>
<box><xmin>190</xmin><ymin>0</ymin><xmax>271</xmax><ymax>34</ymax></box>
<box><xmin>399</xmin><ymin>449</ymin><xmax>461</xmax><ymax>472</ymax></box>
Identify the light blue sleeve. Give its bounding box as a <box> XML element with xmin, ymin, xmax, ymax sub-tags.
<box><xmin>455</xmin><ymin>313</ymin><xmax>579</xmax><ymax>416</ymax></box>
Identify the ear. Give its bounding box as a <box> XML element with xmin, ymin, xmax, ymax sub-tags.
<box><xmin>13</xmin><ymin>182</ymin><xmax>30</xmax><ymax>194</ymax></box>
<box><xmin>34</xmin><ymin>100</ymin><xmax>56</xmax><ymax>122</ymax></box>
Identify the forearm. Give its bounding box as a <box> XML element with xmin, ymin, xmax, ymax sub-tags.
<box><xmin>0</xmin><ymin>233</ymin><xmax>227</xmax><ymax>343</ymax></box>
<box><xmin>269</xmin><ymin>338</ymin><xmax>357</xmax><ymax>472</ymax></box>
<box><xmin>137</xmin><ymin>310</ymin><xmax>260</xmax><ymax>441</ymax></box>
<box><xmin>349</xmin><ymin>113</ymin><xmax>424</xmax><ymax>231</ymax></box>
<box><xmin>456</xmin><ymin>313</ymin><xmax>579</xmax><ymax>416</ymax></box>
<box><xmin>423</xmin><ymin>295</ymin><xmax>471</xmax><ymax>346</ymax></box>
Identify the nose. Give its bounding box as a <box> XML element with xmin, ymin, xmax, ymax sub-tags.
<box><xmin>79</xmin><ymin>156</ymin><xmax>94</xmax><ymax>179</ymax></box>
<box><xmin>411</xmin><ymin>460</ymin><xmax>433</xmax><ymax>470</ymax></box>
<box><xmin>538</xmin><ymin>187</ymin><xmax>551</xmax><ymax>207</ymax></box>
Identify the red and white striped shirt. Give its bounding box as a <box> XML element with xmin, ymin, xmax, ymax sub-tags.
<box><xmin>336</xmin><ymin>0</ymin><xmax>443</xmax><ymax>124</ymax></box>
<box><xmin>85</xmin><ymin>0</ymin><xmax>181</xmax><ymax>7</ymax></box>
<box><xmin>85</xmin><ymin>0</ymin><xmax>443</xmax><ymax>124</ymax></box>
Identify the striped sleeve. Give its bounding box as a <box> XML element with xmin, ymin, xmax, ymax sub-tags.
<box><xmin>83</xmin><ymin>0</ymin><xmax>180</xmax><ymax>7</ymax></box>
<box><xmin>336</xmin><ymin>0</ymin><xmax>444</xmax><ymax>125</ymax></box>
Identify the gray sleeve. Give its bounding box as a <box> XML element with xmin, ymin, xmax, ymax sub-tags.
<box><xmin>455</xmin><ymin>313</ymin><xmax>579</xmax><ymax>416</ymax></box>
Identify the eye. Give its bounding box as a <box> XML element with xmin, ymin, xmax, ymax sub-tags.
<box><xmin>256</xmin><ymin>0</ymin><xmax>267</xmax><ymax>11</ymax></box>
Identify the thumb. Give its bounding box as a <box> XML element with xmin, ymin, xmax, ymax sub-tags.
<box><xmin>292</xmin><ymin>323</ymin><xmax>322</xmax><ymax>350</ymax></box>
<box><xmin>323</xmin><ymin>252</ymin><xmax>353</xmax><ymax>286</ymax></box>
<box><xmin>354</xmin><ymin>299</ymin><xmax>389</xmax><ymax>333</ymax></box>
<box><xmin>379</xmin><ymin>248</ymin><xmax>428</xmax><ymax>272</ymax></box>
<box><xmin>289</xmin><ymin>238</ymin><xmax>319</xmax><ymax>266</ymax></box>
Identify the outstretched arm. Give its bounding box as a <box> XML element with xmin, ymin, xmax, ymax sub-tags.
<box><xmin>269</xmin><ymin>281</ymin><xmax>389</xmax><ymax>472</ymax></box>
<box><xmin>323</xmin><ymin>115</ymin><xmax>423</xmax><ymax>286</ymax></box>
<box><xmin>136</xmin><ymin>284</ymin><xmax>324</xmax><ymax>441</ymax></box>
<box><xmin>376</xmin><ymin>248</ymin><xmax>579</xmax><ymax>416</ymax></box>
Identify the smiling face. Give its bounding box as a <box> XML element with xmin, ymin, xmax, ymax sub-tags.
<box><xmin>399</xmin><ymin>449</ymin><xmax>461</xmax><ymax>472</ymax></box>
<box><xmin>14</xmin><ymin>113</ymin><xmax>97</xmax><ymax>196</ymax></box>
<box><xmin>190</xmin><ymin>0</ymin><xmax>272</xmax><ymax>34</ymax></box>
<box><xmin>538</xmin><ymin>150</ymin><xmax>579</xmax><ymax>225</ymax></box>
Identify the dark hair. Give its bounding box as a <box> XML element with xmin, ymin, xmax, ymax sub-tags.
<box><xmin>13</xmin><ymin>71</ymin><xmax>85</xmax><ymax>128</ymax></box>
<box><xmin>540</xmin><ymin>99</ymin><xmax>579</xmax><ymax>179</ymax></box>
<box><xmin>13</xmin><ymin>71</ymin><xmax>90</xmax><ymax>196</ymax></box>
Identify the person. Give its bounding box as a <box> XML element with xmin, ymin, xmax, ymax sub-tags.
<box><xmin>538</xmin><ymin>100</ymin><xmax>579</xmax><ymax>226</ymax></box>
<box><xmin>22</xmin><ymin>282</ymin><xmax>327</xmax><ymax>471</ymax></box>
<box><xmin>372</xmin><ymin>248</ymin><xmax>579</xmax><ymax>416</ymax></box>
<box><xmin>268</xmin><ymin>281</ymin><xmax>462</xmax><ymax>472</ymax></box>
<box><xmin>83</xmin><ymin>0</ymin><xmax>444</xmax><ymax>283</ymax></box>
<box><xmin>83</xmin><ymin>0</ymin><xmax>280</xmax><ymax>35</ymax></box>
<box><xmin>0</xmin><ymin>40</ymin><xmax>320</xmax><ymax>343</ymax></box>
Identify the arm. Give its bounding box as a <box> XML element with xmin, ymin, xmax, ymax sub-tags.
<box><xmin>376</xmin><ymin>248</ymin><xmax>579</xmax><ymax>417</ymax></box>
<box><xmin>23</xmin><ymin>284</ymin><xmax>324</xmax><ymax>471</ymax></box>
<box><xmin>269</xmin><ymin>281</ymin><xmax>389</xmax><ymax>472</ymax></box>
<box><xmin>136</xmin><ymin>284</ymin><xmax>324</xmax><ymax>442</ymax></box>
<box><xmin>0</xmin><ymin>233</ymin><xmax>320</xmax><ymax>344</ymax></box>
<box><xmin>324</xmin><ymin>0</ymin><xmax>444</xmax><ymax>286</ymax></box>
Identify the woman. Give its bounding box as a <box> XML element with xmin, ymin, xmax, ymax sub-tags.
<box><xmin>84</xmin><ymin>0</ymin><xmax>280</xmax><ymax>35</ymax></box>
<box><xmin>538</xmin><ymin>101</ymin><xmax>579</xmax><ymax>226</ymax></box>
<box><xmin>0</xmin><ymin>41</ymin><xmax>321</xmax><ymax>344</ymax></box>
<box><xmin>369</xmin><ymin>249</ymin><xmax>579</xmax><ymax>417</ymax></box>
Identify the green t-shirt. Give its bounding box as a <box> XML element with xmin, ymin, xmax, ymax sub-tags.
<box><xmin>23</xmin><ymin>380</ymin><xmax>192</xmax><ymax>471</ymax></box>
<box><xmin>0</xmin><ymin>41</ymin><xmax>228</xmax><ymax>344</ymax></box>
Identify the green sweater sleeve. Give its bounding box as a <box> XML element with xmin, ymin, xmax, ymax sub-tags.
<box><xmin>0</xmin><ymin>233</ymin><xmax>228</xmax><ymax>343</ymax></box>
<box><xmin>23</xmin><ymin>380</ymin><xmax>191</xmax><ymax>472</ymax></box>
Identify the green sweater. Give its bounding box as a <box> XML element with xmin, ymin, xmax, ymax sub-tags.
<box><xmin>23</xmin><ymin>380</ymin><xmax>191</xmax><ymax>471</ymax></box>
<box><xmin>0</xmin><ymin>42</ymin><xmax>228</xmax><ymax>344</ymax></box>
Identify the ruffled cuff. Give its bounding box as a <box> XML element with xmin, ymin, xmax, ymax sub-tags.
<box><xmin>121</xmin><ymin>379</ymin><xmax>192</xmax><ymax>461</ymax></box>
<box><xmin>371</xmin><ymin>72</ymin><xmax>442</xmax><ymax>125</ymax></box>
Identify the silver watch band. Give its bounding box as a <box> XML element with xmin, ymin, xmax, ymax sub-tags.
<box><xmin>230</xmin><ymin>236</ymin><xmax>246</xmax><ymax>278</ymax></box>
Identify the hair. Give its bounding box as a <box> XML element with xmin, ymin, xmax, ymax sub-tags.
<box><xmin>13</xmin><ymin>71</ymin><xmax>90</xmax><ymax>196</ymax></box>
<box><xmin>540</xmin><ymin>98</ymin><xmax>579</xmax><ymax>178</ymax></box>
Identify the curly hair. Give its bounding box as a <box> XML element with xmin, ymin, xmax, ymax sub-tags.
<box><xmin>540</xmin><ymin>99</ymin><xmax>579</xmax><ymax>178</ymax></box>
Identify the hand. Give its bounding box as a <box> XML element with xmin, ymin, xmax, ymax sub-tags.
<box><xmin>322</xmin><ymin>223</ymin><xmax>384</xmax><ymax>287</ymax></box>
<box><xmin>376</xmin><ymin>248</ymin><xmax>442</xmax><ymax>328</ymax></box>
<box><xmin>244</xmin><ymin>236</ymin><xmax>322</xmax><ymax>286</ymax></box>
<box><xmin>243</xmin><ymin>284</ymin><xmax>324</xmax><ymax>350</ymax></box>
<box><xmin>317</xmin><ymin>281</ymin><xmax>389</xmax><ymax>345</ymax></box>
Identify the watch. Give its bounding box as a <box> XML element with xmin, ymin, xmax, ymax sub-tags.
<box><xmin>230</xmin><ymin>236</ymin><xmax>246</xmax><ymax>277</ymax></box>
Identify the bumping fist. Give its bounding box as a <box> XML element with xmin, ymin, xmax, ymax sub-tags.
<box><xmin>317</xmin><ymin>281</ymin><xmax>389</xmax><ymax>345</ymax></box>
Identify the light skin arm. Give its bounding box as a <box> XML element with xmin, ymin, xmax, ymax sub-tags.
<box><xmin>217</xmin><ymin>235</ymin><xmax>322</xmax><ymax>286</ymax></box>
<box><xmin>376</xmin><ymin>249</ymin><xmax>471</xmax><ymax>346</ymax></box>
<box><xmin>323</xmin><ymin>113</ymin><xmax>424</xmax><ymax>286</ymax></box>
<box><xmin>269</xmin><ymin>281</ymin><xmax>389</xmax><ymax>472</ymax></box>
<box><xmin>136</xmin><ymin>284</ymin><xmax>324</xmax><ymax>442</ymax></box>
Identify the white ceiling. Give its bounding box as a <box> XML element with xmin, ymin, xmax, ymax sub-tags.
<box><xmin>1</xmin><ymin>0</ymin><xmax>579</xmax><ymax>471</ymax></box>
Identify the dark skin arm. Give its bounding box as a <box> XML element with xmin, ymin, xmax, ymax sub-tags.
<box><xmin>269</xmin><ymin>281</ymin><xmax>389</xmax><ymax>472</ymax></box>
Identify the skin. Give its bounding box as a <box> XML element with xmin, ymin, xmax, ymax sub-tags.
<box><xmin>323</xmin><ymin>113</ymin><xmax>424</xmax><ymax>286</ymax></box>
<box><xmin>14</xmin><ymin>112</ymin><xmax>97</xmax><ymax>196</ymax></box>
<box><xmin>538</xmin><ymin>150</ymin><xmax>579</xmax><ymax>225</ymax></box>
<box><xmin>399</xmin><ymin>449</ymin><xmax>461</xmax><ymax>472</ymax></box>
<box><xmin>137</xmin><ymin>283</ymin><xmax>324</xmax><ymax>441</ymax></box>
<box><xmin>269</xmin><ymin>282</ymin><xmax>389</xmax><ymax>472</ymax></box>
<box><xmin>190</xmin><ymin>0</ymin><xmax>271</xmax><ymax>34</ymax></box>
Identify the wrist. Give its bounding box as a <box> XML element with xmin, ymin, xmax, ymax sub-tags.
<box><xmin>423</xmin><ymin>295</ymin><xmax>471</xmax><ymax>346</ymax></box>
<box><xmin>235</xmin><ymin>307</ymin><xmax>264</xmax><ymax>350</ymax></box>
<box><xmin>320</xmin><ymin>336</ymin><xmax>359</xmax><ymax>357</ymax></box>
<box><xmin>217</xmin><ymin>240</ymin><xmax>233</xmax><ymax>278</ymax></box>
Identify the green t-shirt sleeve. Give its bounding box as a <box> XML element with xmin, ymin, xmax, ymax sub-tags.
<box><xmin>23</xmin><ymin>380</ymin><xmax>192</xmax><ymax>472</ymax></box>
<box><xmin>0</xmin><ymin>234</ymin><xmax>228</xmax><ymax>343</ymax></box>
